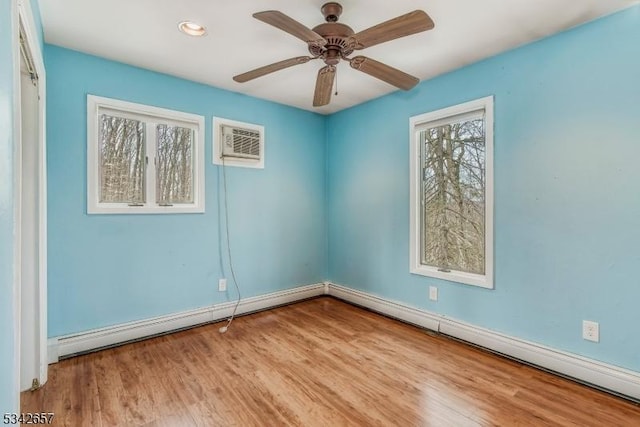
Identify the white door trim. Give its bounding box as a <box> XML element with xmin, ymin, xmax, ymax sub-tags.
<box><xmin>10</xmin><ymin>0</ymin><xmax>22</xmax><ymax>408</ymax></box>
<box><xmin>16</xmin><ymin>0</ymin><xmax>48</xmax><ymax>388</ymax></box>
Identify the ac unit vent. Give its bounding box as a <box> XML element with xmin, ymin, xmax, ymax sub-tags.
<box><xmin>221</xmin><ymin>125</ymin><xmax>261</xmax><ymax>160</ymax></box>
<box><xmin>213</xmin><ymin>117</ymin><xmax>264</xmax><ymax>169</ymax></box>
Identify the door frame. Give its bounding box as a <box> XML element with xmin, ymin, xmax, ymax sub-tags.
<box><xmin>13</xmin><ymin>0</ymin><xmax>48</xmax><ymax>391</ymax></box>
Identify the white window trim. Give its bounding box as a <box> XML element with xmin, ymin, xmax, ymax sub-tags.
<box><xmin>212</xmin><ymin>117</ymin><xmax>265</xmax><ymax>169</ymax></box>
<box><xmin>409</xmin><ymin>96</ymin><xmax>494</xmax><ymax>289</ymax></box>
<box><xmin>87</xmin><ymin>95</ymin><xmax>205</xmax><ymax>214</ymax></box>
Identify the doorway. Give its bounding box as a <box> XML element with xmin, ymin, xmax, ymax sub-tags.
<box><xmin>17</xmin><ymin>2</ymin><xmax>47</xmax><ymax>392</ymax></box>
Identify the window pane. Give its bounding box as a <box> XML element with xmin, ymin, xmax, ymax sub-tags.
<box><xmin>99</xmin><ymin>114</ymin><xmax>146</xmax><ymax>204</ymax></box>
<box><xmin>156</xmin><ymin>125</ymin><xmax>194</xmax><ymax>204</ymax></box>
<box><xmin>420</xmin><ymin>117</ymin><xmax>485</xmax><ymax>275</ymax></box>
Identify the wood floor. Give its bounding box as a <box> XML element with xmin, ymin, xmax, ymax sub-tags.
<box><xmin>22</xmin><ymin>297</ymin><xmax>640</xmax><ymax>426</ymax></box>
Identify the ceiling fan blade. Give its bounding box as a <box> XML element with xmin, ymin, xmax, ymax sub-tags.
<box><xmin>254</xmin><ymin>11</ymin><xmax>326</xmax><ymax>47</ymax></box>
<box><xmin>233</xmin><ymin>56</ymin><xmax>314</xmax><ymax>83</ymax></box>
<box><xmin>349</xmin><ymin>56</ymin><xmax>419</xmax><ymax>90</ymax></box>
<box><xmin>352</xmin><ymin>10</ymin><xmax>434</xmax><ymax>50</ymax></box>
<box><xmin>313</xmin><ymin>65</ymin><xmax>336</xmax><ymax>107</ymax></box>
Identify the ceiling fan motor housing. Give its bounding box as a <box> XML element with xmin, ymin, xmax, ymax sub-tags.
<box><xmin>309</xmin><ymin>22</ymin><xmax>355</xmax><ymax>62</ymax></box>
<box><xmin>309</xmin><ymin>2</ymin><xmax>356</xmax><ymax>64</ymax></box>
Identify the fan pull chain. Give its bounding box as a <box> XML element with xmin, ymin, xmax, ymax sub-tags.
<box><xmin>334</xmin><ymin>67</ymin><xmax>339</xmax><ymax>96</ymax></box>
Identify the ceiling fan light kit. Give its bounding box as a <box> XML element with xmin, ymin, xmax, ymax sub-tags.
<box><xmin>233</xmin><ymin>2</ymin><xmax>435</xmax><ymax>107</ymax></box>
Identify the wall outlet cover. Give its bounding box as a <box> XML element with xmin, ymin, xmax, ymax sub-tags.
<box><xmin>429</xmin><ymin>286</ymin><xmax>438</xmax><ymax>301</ymax></box>
<box><xmin>582</xmin><ymin>320</ymin><xmax>599</xmax><ymax>342</ymax></box>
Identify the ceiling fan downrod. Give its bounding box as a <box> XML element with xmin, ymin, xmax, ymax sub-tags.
<box><xmin>321</xmin><ymin>2</ymin><xmax>343</xmax><ymax>22</ymax></box>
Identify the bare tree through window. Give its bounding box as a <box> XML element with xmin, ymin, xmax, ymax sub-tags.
<box><xmin>88</xmin><ymin>95</ymin><xmax>204</xmax><ymax>214</ymax></box>
<box><xmin>420</xmin><ymin>115</ymin><xmax>485</xmax><ymax>274</ymax></box>
<box><xmin>156</xmin><ymin>125</ymin><xmax>194</xmax><ymax>204</ymax></box>
<box><xmin>99</xmin><ymin>114</ymin><xmax>145</xmax><ymax>204</ymax></box>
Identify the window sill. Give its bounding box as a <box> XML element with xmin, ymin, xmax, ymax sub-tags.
<box><xmin>410</xmin><ymin>265</ymin><xmax>493</xmax><ymax>289</ymax></box>
<box><xmin>87</xmin><ymin>204</ymin><xmax>204</xmax><ymax>215</ymax></box>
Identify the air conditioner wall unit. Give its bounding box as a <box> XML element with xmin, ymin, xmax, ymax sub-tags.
<box><xmin>213</xmin><ymin>117</ymin><xmax>265</xmax><ymax>169</ymax></box>
<box><xmin>221</xmin><ymin>125</ymin><xmax>261</xmax><ymax>160</ymax></box>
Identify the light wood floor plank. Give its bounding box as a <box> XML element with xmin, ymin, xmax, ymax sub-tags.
<box><xmin>22</xmin><ymin>297</ymin><xmax>640</xmax><ymax>426</ymax></box>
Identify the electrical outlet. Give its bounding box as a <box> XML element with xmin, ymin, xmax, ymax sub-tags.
<box><xmin>582</xmin><ymin>320</ymin><xmax>599</xmax><ymax>342</ymax></box>
<box><xmin>429</xmin><ymin>286</ymin><xmax>438</xmax><ymax>301</ymax></box>
<box><xmin>218</xmin><ymin>278</ymin><xmax>227</xmax><ymax>292</ymax></box>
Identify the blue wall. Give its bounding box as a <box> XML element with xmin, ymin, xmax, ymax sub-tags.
<box><xmin>45</xmin><ymin>46</ymin><xmax>327</xmax><ymax>336</ymax></box>
<box><xmin>327</xmin><ymin>6</ymin><xmax>640</xmax><ymax>371</ymax></box>
<box><xmin>0</xmin><ymin>0</ymin><xmax>18</xmax><ymax>413</ymax></box>
<box><xmin>35</xmin><ymin>2</ymin><xmax>640</xmax><ymax>397</ymax></box>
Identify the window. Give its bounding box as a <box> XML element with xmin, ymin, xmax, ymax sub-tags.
<box><xmin>409</xmin><ymin>96</ymin><xmax>494</xmax><ymax>288</ymax></box>
<box><xmin>87</xmin><ymin>95</ymin><xmax>205</xmax><ymax>214</ymax></box>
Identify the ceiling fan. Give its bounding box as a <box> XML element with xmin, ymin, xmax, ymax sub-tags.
<box><xmin>233</xmin><ymin>2</ymin><xmax>435</xmax><ymax>107</ymax></box>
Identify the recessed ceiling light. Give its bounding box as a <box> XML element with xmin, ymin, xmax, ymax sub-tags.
<box><xmin>178</xmin><ymin>21</ymin><xmax>207</xmax><ymax>37</ymax></box>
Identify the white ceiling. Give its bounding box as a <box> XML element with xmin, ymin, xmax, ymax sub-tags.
<box><xmin>39</xmin><ymin>0</ymin><xmax>637</xmax><ymax>114</ymax></box>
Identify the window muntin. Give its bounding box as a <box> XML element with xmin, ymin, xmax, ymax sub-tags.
<box><xmin>410</xmin><ymin>97</ymin><xmax>493</xmax><ymax>288</ymax></box>
<box><xmin>87</xmin><ymin>95</ymin><xmax>204</xmax><ymax>214</ymax></box>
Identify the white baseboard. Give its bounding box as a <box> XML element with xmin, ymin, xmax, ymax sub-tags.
<box><xmin>47</xmin><ymin>280</ymin><xmax>640</xmax><ymax>401</ymax></box>
<box><xmin>48</xmin><ymin>283</ymin><xmax>325</xmax><ymax>362</ymax></box>
<box><xmin>326</xmin><ymin>282</ymin><xmax>640</xmax><ymax>401</ymax></box>
<box><xmin>328</xmin><ymin>283</ymin><xmax>440</xmax><ymax>331</ymax></box>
